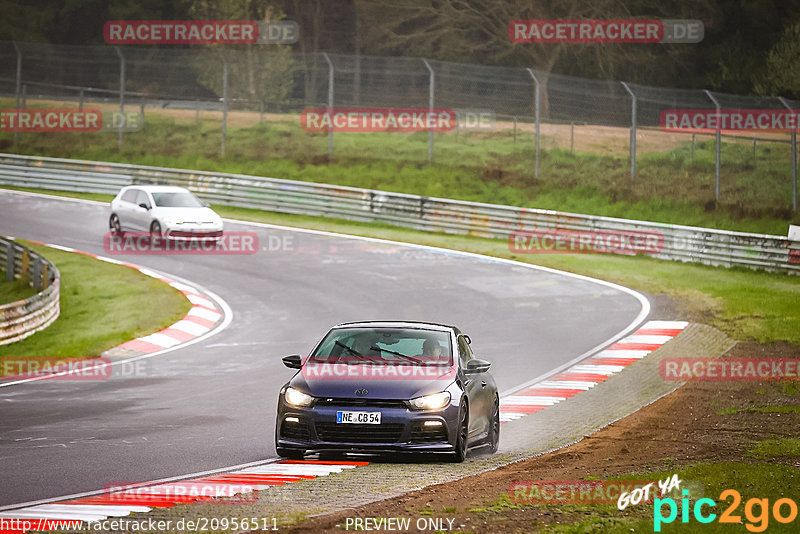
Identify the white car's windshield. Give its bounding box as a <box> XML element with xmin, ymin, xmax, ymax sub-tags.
<box><xmin>152</xmin><ymin>192</ymin><xmax>204</xmax><ymax>208</ymax></box>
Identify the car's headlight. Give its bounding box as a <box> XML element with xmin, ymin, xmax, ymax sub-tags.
<box><xmin>284</xmin><ymin>386</ymin><xmax>314</xmax><ymax>407</ymax></box>
<box><xmin>163</xmin><ymin>216</ymin><xmax>182</xmax><ymax>226</ymax></box>
<box><xmin>409</xmin><ymin>391</ymin><xmax>451</xmax><ymax>410</ymax></box>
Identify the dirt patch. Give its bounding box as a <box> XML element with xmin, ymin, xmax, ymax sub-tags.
<box><xmin>281</xmin><ymin>341</ymin><xmax>800</xmax><ymax>533</ymax></box>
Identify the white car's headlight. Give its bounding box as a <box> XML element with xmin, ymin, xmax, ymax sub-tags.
<box><xmin>409</xmin><ymin>391</ymin><xmax>451</xmax><ymax>410</ymax></box>
<box><xmin>163</xmin><ymin>216</ymin><xmax>182</xmax><ymax>226</ymax></box>
<box><xmin>284</xmin><ymin>386</ymin><xmax>314</xmax><ymax>407</ymax></box>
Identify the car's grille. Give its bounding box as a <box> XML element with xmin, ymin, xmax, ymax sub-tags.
<box><xmin>167</xmin><ymin>230</ymin><xmax>223</xmax><ymax>238</ymax></box>
<box><xmin>281</xmin><ymin>420</ymin><xmax>311</xmax><ymax>441</ymax></box>
<box><xmin>409</xmin><ymin>421</ymin><xmax>449</xmax><ymax>443</ymax></box>
<box><xmin>315</xmin><ymin>422</ymin><xmax>405</xmax><ymax>443</ymax></box>
<box><xmin>316</xmin><ymin>398</ymin><xmax>408</xmax><ymax>409</ymax></box>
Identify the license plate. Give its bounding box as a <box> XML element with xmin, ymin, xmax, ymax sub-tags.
<box><xmin>336</xmin><ymin>411</ymin><xmax>381</xmax><ymax>424</ymax></box>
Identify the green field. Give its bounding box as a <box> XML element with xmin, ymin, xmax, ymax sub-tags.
<box><xmin>1</xmin><ymin>102</ymin><xmax>797</xmax><ymax>236</ymax></box>
<box><xmin>0</xmin><ymin>276</ymin><xmax>37</xmax><ymax>304</ymax></box>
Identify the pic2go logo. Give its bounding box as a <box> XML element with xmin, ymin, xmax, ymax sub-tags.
<box><xmin>654</xmin><ymin>489</ymin><xmax>798</xmax><ymax>532</ymax></box>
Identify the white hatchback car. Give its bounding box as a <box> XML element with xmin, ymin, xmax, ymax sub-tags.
<box><xmin>109</xmin><ymin>185</ymin><xmax>224</xmax><ymax>240</ymax></box>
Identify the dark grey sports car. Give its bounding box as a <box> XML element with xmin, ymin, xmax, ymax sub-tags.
<box><xmin>275</xmin><ymin>321</ymin><xmax>499</xmax><ymax>462</ymax></box>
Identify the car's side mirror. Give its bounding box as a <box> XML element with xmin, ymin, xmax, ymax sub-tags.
<box><xmin>138</xmin><ymin>203</ymin><xmax>150</xmax><ymax>210</ymax></box>
<box><xmin>463</xmin><ymin>335</ymin><xmax>472</xmax><ymax>345</ymax></box>
<box><xmin>282</xmin><ymin>354</ymin><xmax>302</xmax><ymax>369</ymax></box>
<box><xmin>465</xmin><ymin>358</ymin><xmax>490</xmax><ymax>374</ymax></box>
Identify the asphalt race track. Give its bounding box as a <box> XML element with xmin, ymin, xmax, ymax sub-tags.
<box><xmin>0</xmin><ymin>190</ymin><xmax>649</xmax><ymax>507</ymax></box>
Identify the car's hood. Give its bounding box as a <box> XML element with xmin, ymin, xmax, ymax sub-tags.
<box><xmin>289</xmin><ymin>365</ymin><xmax>457</xmax><ymax>400</ymax></box>
<box><xmin>152</xmin><ymin>206</ymin><xmax>218</xmax><ymax>222</ymax></box>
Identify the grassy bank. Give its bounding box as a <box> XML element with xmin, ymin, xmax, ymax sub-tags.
<box><xmin>0</xmin><ymin>240</ymin><xmax>191</xmax><ymax>362</ymax></box>
<box><xmin>0</xmin><ymin>102</ymin><xmax>797</xmax><ymax>235</ymax></box>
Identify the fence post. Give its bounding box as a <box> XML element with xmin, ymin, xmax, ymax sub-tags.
<box><xmin>221</xmin><ymin>54</ymin><xmax>228</xmax><ymax>157</ymax></box>
<box><xmin>13</xmin><ymin>41</ymin><xmax>21</xmax><ymax>146</ymax></box>
<box><xmin>5</xmin><ymin>244</ymin><xmax>14</xmax><ymax>281</ymax></box>
<box><xmin>526</xmin><ymin>68</ymin><xmax>540</xmax><ymax>178</ymax></box>
<box><xmin>33</xmin><ymin>257</ymin><xmax>42</xmax><ymax>291</ymax></box>
<box><xmin>570</xmin><ymin>122</ymin><xmax>574</xmax><ymax>152</ymax></box>
<box><xmin>79</xmin><ymin>88</ymin><xmax>84</xmax><ymax>111</ymax></box>
<box><xmin>513</xmin><ymin>116</ymin><xmax>517</xmax><ymax>143</ymax></box>
<box><xmin>620</xmin><ymin>82</ymin><xmax>637</xmax><ymax>183</ymax></box>
<box><xmin>778</xmin><ymin>97</ymin><xmax>797</xmax><ymax>212</ymax></box>
<box><xmin>422</xmin><ymin>58</ymin><xmax>435</xmax><ymax>163</ymax></box>
<box><xmin>704</xmin><ymin>90</ymin><xmax>721</xmax><ymax>202</ymax></box>
<box><xmin>322</xmin><ymin>52</ymin><xmax>334</xmax><ymax>155</ymax></box>
<box><xmin>21</xmin><ymin>84</ymin><xmax>27</xmax><ymax>109</ymax></box>
<box><xmin>114</xmin><ymin>47</ymin><xmax>125</xmax><ymax>149</ymax></box>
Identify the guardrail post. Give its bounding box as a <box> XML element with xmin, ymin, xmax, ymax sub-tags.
<box><xmin>33</xmin><ymin>257</ymin><xmax>42</xmax><ymax>291</ymax></box>
<box><xmin>114</xmin><ymin>47</ymin><xmax>125</xmax><ymax>149</ymax></box>
<box><xmin>704</xmin><ymin>90</ymin><xmax>721</xmax><ymax>202</ymax></box>
<box><xmin>221</xmin><ymin>54</ymin><xmax>228</xmax><ymax>157</ymax></box>
<box><xmin>621</xmin><ymin>82</ymin><xmax>637</xmax><ymax>183</ymax></box>
<box><xmin>20</xmin><ymin>249</ymin><xmax>30</xmax><ymax>282</ymax></box>
<box><xmin>526</xmin><ymin>68</ymin><xmax>540</xmax><ymax>178</ymax></box>
<box><xmin>21</xmin><ymin>84</ymin><xmax>27</xmax><ymax>109</ymax></box>
<box><xmin>13</xmin><ymin>41</ymin><xmax>21</xmax><ymax>146</ymax></box>
<box><xmin>79</xmin><ymin>88</ymin><xmax>84</xmax><ymax>111</ymax></box>
<box><xmin>778</xmin><ymin>97</ymin><xmax>797</xmax><ymax>212</ymax></box>
<box><xmin>322</xmin><ymin>52</ymin><xmax>334</xmax><ymax>155</ymax></box>
<box><xmin>422</xmin><ymin>58</ymin><xmax>435</xmax><ymax>163</ymax></box>
<box><xmin>5</xmin><ymin>244</ymin><xmax>14</xmax><ymax>282</ymax></box>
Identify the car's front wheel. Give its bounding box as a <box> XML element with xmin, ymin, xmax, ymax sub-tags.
<box><xmin>276</xmin><ymin>447</ymin><xmax>305</xmax><ymax>460</ymax></box>
<box><xmin>487</xmin><ymin>396</ymin><xmax>500</xmax><ymax>454</ymax></box>
<box><xmin>150</xmin><ymin>221</ymin><xmax>163</xmax><ymax>243</ymax></box>
<box><xmin>450</xmin><ymin>403</ymin><xmax>469</xmax><ymax>463</ymax></box>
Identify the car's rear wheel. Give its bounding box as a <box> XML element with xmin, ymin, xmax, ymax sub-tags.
<box><xmin>487</xmin><ymin>396</ymin><xmax>500</xmax><ymax>453</ymax></box>
<box><xmin>109</xmin><ymin>214</ymin><xmax>123</xmax><ymax>235</ymax></box>
<box><xmin>276</xmin><ymin>447</ymin><xmax>305</xmax><ymax>460</ymax></box>
<box><xmin>450</xmin><ymin>403</ymin><xmax>468</xmax><ymax>463</ymax></box>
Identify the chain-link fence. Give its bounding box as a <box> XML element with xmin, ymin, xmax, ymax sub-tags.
<box><xmin>0</xmin><ymin>40</ymin><xmax>797</xmax><ymax>212</ymax></box>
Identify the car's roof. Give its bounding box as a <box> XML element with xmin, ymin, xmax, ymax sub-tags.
<box><xmin>123</xmin><ymin>185</ymin><xmax>191</xmax><ymax>193</ymax></box>
<box><xmin>331</xmin><ymin>321</ymin><xmax>456</xmax><ymax>333</ymax></box>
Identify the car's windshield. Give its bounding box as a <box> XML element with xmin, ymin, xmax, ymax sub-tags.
<box><xmin>311</xmin><ymin>327</ymin><xmax>452</xmax><ymax>366</ymax></box>
<box><xmin>151</xmin><ymin>191</ymin><xmax>204</xmax><ymax>208</ymax></box>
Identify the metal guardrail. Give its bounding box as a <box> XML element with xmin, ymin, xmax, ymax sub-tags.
<box><xmin>0</xmin><ymin>152</ymin><xmax>798</xmax><ymax>275</ymax></box>
<box><xmin>0</xmin><ymin>236</ymin><xmax>60</xmax><ymax>345</ymax></box>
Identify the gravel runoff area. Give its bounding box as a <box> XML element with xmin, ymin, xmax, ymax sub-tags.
<box><xmin>89</xmin><ymin>322</ymin><xmax>733</xmax><ymax>532</ymax></box>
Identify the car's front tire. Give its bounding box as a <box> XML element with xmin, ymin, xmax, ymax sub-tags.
<box><xmin>150</xmin><ymin>221</ymin><xmax>163</xmax><ymax>244</ymax></box>
<box><xmin>487</xmin><ymin>396</ymin><xmax>500</xmax><ymax>454</ymax></box>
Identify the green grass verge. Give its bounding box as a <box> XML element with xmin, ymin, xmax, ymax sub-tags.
<box><xmin>0</xmin><ymin>276</ymin><xmax>38</xmax><ymax>303</ymax></box>
<box><xmin>0</xmin><ymin>240</ymin><xmax>191</xmax><ymax>363</ymax></box>
<box><xmin>1</xmin><ymin>105</ymin><xmax>797</xmax><ymax>234</ymax></box>
<box><xmin>3</xmin><ymin>186</ymin><xmax>799</xmax><ymax>346</ymax></box>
